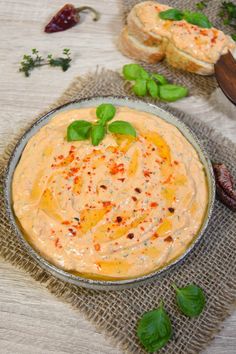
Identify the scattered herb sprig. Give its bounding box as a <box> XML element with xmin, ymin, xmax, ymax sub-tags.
<box><xmin>19</xmin><ymin>48</ymin><xmax>72</xmax><ymax>77</ymax></box>
<box><xmin>67</xmin><ymin>103</ymin><xmax>136</xmax><ymax>146</ymax></box>
<box><xmin>123</xmin><ymin>64</ymin><xmax>188</xmax><ymax>102</ymax></box>
<box><xmin>137</xmin><ymin>284</ymin><xmax>206</xmax><ymax>352</ymax></box>
<box><xmin>196</xmin><ymin>1</ymin><xmax>208</xmax><ymax>11</ymax></box>
<box><xmin>159</xmin><ymin>8</ymin><xmax>212</xmax><ymax>28</ymax></box>
<box><xmin>219</xmin><ymin>1</ymin><xmax>236</xmax><ymax>29</ymax></box>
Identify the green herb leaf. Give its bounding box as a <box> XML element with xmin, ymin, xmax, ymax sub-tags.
<box><xmin>152</xmin><ymin>73</ymin><xmax>168</xmax><ymax>85</ymax></box>
<box><xmin>159</xmin><ymin>8</ymin><xmax>184</xmax><ymax>21</ymax></box>
<box><xmin>96</xmin><ymin>103</ymin><xmax>116</xmax><ymax>124</ymax></box>
<box><xmin>108</xmin><ymin>121</ymin><xmax>136</xmax><ymax>137</ymax></box>
<box><xmin>67</xmin><ymin>120</ymin><xmax>92</xmax><ymax>141</ymax></box>
<box><xmin>159</xmin><ymin>84</ymin><xmax>188</xmax><ymax>102</ymax></box>
<box><xmin>219</xmin><ymin>2</ymin><xmax>236</xmax><ymax>29</ymax></box>
<box><xmin>137</xmin><ymin>302</ymin><xmax>172</xmax><ymax>352</ymax></box>
<box><xmin>183</xmin><ymin>11</ymin><xmax>212</xmax><ymax>28</ymax></box>
<box><xmin>231</xmin><ymin>34</ymin><xmax>236</xmax><ymax>41</ymax></box>
<box><xmin>123</xmin><ymin>64</ymin><xmax>149</xmax><ymax>80</ymax></box>
<box><xmin>91</xmin><ymin>124</ymin><xmax>106</xmax><ymax>146</ymax></box>
<box><xmin>196</xmin><ymin>1</ymin><xmax>208</xmax><ymax>11</ymax></box>
<box><xmin>133</xmin><ymin>79</ymin><xmax>147</xmax><ymax>96</ymax></box>
<box><xmin>173</xmin><ymin>284</ymin><xmax>206</xmax><ymax>317</ymax></box>
<box><xmin>147</xmin><ymin>79</ymin><xmax>159</xmax><ymax>98</ymax></box>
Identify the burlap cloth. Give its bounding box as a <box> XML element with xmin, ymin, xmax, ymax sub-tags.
<box><xmin>121</xmin><ymin>0</ymin><xmax>235</xmax><ymax>96</ymax></box>
<box><xmin>0</xmin><ymin>68</ymin><xmax>236</xmax><ymax>354</ymax></box>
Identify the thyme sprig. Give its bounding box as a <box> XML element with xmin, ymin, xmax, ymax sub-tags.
<box><xmin>19</xmin><ymin>48</ymin><xmax>72</xmax><ymax>77</ymax></box>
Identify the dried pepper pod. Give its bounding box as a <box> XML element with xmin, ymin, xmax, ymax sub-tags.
<box><xmin>44</xmin><ymin>4</ymin><xmax>100</xmax><ymax>33</ymax></box>
<box><xmin>213</xmin><ymin>163</ymin><xmax>236</xmax><ymax>211</ymax></box>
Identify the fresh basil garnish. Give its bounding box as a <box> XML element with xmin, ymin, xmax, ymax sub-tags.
<box><xmin>67</xmin><ymin>120</ymin><xmax>92</xmax><ymax>141</ymax></box>
<box><xmin>159</xmin><ymin>8</ymin><xmax>184</xmax><ymax>21</ymax></box>
<box><xmin>96</xmin><ymin>103</ymin><xmax>116</xmax><ymax>124</ymax></box>
<box><xmin>159</xmin><ymin>8</ymin><xmax>212</xmax><ymax>28</ymax></box>
<box><xmin>137</xmin><ymin>302</ymin><xmax>172</xmax><ymax>353</ymax></box>
<box><xmin>91</xmin><ymin>124</ymin><xmax>105</xmax><ymax>146</ymax></box>
<box><xmin>108</xmin><ymin>121</ymin><xmax>136</xmax><ymax>137</ymax></box>
<box><xmin>133</xmin><ymin>79</ymin><xmax>147</xmax><ymax>96</ymax></box>
<box><xmin>123</xmin><ymin>63</ymin><xmax>149</xmax><ymax>80</ymax></box>
<box><xmin>152</xmin><ymin>73</ymin><xmax>168</xmax><ymax>85</ymax></box>
<box><xmin>147</xmin><ymin>79</ymin><xmax>159</xmax><ymax>98</ymax></box>
<box><xmin>183</xmin><ymin>11</ymin><xmax>212</xmax><ymax>28</ymax></box>
<box><xmin>173</xmin><ymin>284</ymin><xmax>206</xmax><ymax>317</ymax></box>
<box><xmin>159</xmin><ymin>84</ymin><xmax>188</xmax><ymax>102</ymax></box>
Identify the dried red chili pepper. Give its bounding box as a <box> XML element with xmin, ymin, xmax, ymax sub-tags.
<box><xmin>44</xmin><ymin>4</ymin><xmax>100</xmax><ymax>33</ymax></box>
<box><xmin>213</xmin><ymin>163</ymin><xmax>236</xmax><ymax>211</ymax></box>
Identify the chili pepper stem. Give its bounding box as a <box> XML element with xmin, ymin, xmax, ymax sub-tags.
<box><xmin>76</xmin><ymin>6</ymin><xmax>100</xmax><ymax>21</ymax></box>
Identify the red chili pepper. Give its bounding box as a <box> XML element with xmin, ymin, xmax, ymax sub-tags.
<box><xmin>44</xmin><ymin>4</ymin><xmax>100</xmax><ymax>33</ymax></box>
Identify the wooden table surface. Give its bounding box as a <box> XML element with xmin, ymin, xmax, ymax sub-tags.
<box><xmin>1</xmin><ymin>1</ymin><xmax>236</xmax><ymax>353</ymax></box>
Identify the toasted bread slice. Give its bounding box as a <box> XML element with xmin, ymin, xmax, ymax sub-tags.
<box><xmin>118</xmin><ymin>26</ymin><xmax>165</xmax><ymax>64</ymax></box>
<box><xmin>127</xmin><ymin>1</ymin><xmax>171</xmax><ymax>46</ymax></box>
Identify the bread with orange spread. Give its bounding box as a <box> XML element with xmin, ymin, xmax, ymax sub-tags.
<box><xmin>119</xmin><ymin>1</ymin><xmax>236</xmax><ymax>75</ymax></box>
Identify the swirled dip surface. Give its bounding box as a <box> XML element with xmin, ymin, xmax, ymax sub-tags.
<box><xmin>12</xmin><ymin>107</ymin><xmax>208</xmax><ymax>279</ymax></box>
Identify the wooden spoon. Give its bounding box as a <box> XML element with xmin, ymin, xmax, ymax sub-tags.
<box><xmin>214</xmin><ymin>51</ymin><xmax>236</xmax><ymax>105</ymax></box>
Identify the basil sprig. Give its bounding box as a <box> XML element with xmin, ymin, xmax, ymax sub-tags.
<box><xmin>159</xmin><ymin>8</ymin><xmax>212</xmax><ymax>28</ymax></box>
<box><xmin>137</xmin><ymin>302</ymin><xmax>172</xmax><ymax>353</ymax></box>
<box><xmin>66</xmin><ymin>103</ymin><xmax>136</xmax><ymax>145</ymax></box>
<box><xmin>173</xmin><ymin>283</ymin><xmax>206</xmax><ymax>317</ymax></box>
<box><xmin>108</xmin><ymin>121</ymin><xmax>136</xmax><ymax>137</ymax></box>
<box><xmin>123</xmin><ymin>64</ymin><xmax>188</xmax><ymax>102</ymax></box>
<box><xmin>67</xmin><ymin>120</ymin><xmax>92</xmax><ymax>141</ymax></box>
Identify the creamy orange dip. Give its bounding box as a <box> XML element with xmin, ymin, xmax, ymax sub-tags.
<box><xmin>12</xmin><ymin>107</ymin><xmax>208</xmax><ymax>279</ymax></box>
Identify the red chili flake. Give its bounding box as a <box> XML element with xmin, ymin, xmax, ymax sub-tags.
<box><xmin>68</xmin><ymin>228</ymin><xmax>76</xmax><ymax>236</ymax></box>
<box><xmin>127</xmin><ymin>233</ymin><xmax>134</xmax><ymax>239</ymax></box>
<box><xmin>118</xmin><ymin>178</ymin><xmax>125</xmax><ymax>182</ymax></box>
<box><xmin>51</xmin><ymin>229</ymin><xmax>55</xmax><ymax>234</ymax></box>
<box><xmin>135</xmin><ymin>188</ymin><xmax>141</xmax><ymax>193</ymax></box>
<box><xmin>132</xmin><ymin>196</ymin><xmax>137</xmax><ymax>202</ymax></box>
<box><xmin>168</xmin><ymin>207</ymin><xmax>175</xmax><ymax>213</ymax></box>
<box><xmin>94</xmin><ymin>243</ymin><xmax>101</xmax><ymax>251</ymax></box>
<box><xmin>151</xmin><ymin>233</ymin><xmax>159</xmax><ymax>240</ymax></box>
<box><xmin>144</xmin><ymin>170</ymin><xmax>152</xmax><ymax>178</ymax></box>
<box><xmin>163</xmin><ymin>174</ymin><xmax>172</xmax><ymax>184</ymax></box>
<box><xmin>57</xmin><ymin>155</ymin><xmax>64</xmax><ymax>160</ymax></box>
<box><xmin>173</xmin><ymin>160</ymin><xmax>179</xmax><ymax>165</ymax></box>
<box><xmin>102</xmin><ymin>201</ymin><xmax>112</xmax><ymax>207</ymax></box>
<box><xmin>55</xmin><ymin>238</ymin><xmax>62</xmax><ymax>248</ymax></box>
<box><xmin>70</xmin><ymin>167</ymin><xmax>79</xmax><ymax>174</ymax></box>
<box><xmin>140</xmin><ymin>226</ymin><xmax>145</xmax><ymax>231</ymax></box>
<box><xmin>62</xmin><ymin>220</ymin><xmax>70</xmax><ymax>225</ymax></box>
<box><xmin>110</xmin><ymin>163</ymin><xmax>124</xmax><ymax>175</ymax></box>
<box><xmin>87</xmin><ymin>171</ymin><xmax>91</xmax><ymax>175</ymax></box>
<box><xmin>150</xmin><ymin>202</ymin><xmax>158</xmax><ymax>208</ymax></box>
<box><xmin>100</xmin><ymin>185</ymin><xmax>107</xmax><ymax>190</ymax></box>
<box><xmin>116</xmin><ymin>216</ymin><xmax>122</xmax><ymax>223</ymax></box>
<box><xmin>74</xmin><ymin>176</ymin><xmax>80</xmax><ymax>184</ymax></box>
<box><xmin>152</xmin><ymin>148</ymin><xmax>155</xmax><ymax>151</ymax></box>
<box><xmin>67</xmin><ymin>186</ymin><xmax>71</xmax><ymax>190</ymax></box>
<box><xmin>164</xmin><ymin>236</ymin><xmax>173</xmax><ymax>242</ymax></box>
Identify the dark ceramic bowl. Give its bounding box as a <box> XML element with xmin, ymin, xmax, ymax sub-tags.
<box><xmin>4</xmin><ymin>97</ymin><xmax>215</xmax><ymax>290</ymax></box>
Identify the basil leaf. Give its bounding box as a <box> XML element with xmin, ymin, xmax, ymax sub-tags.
<box><xmin>147</xmin><ymin>79</ymin><xmax>159</xmax><ymax>98</ymax></box>
<box><xmin>108</xmin><ymin>121</ymin><xmax>136</xmax><ymax>137</ymax></box>
<box><xmin>173</xmin><ymin>284</ymin><xmax>206</xmax><ymax>317</ymax></box>
<box><xmin>137</xmin><ymin>302</ymin><xmax>172</xmax><ymax>352</ymax></box>
<box><xmin>96</xmin><ymin>103</ymin><xmax>116</xmax><ymax>124</ymax></box>
<box><xmin>152</xmin><ymin>73</ymin><xmax>168</xmax><ymax>85</ymax></box>
<box><xmin>91</xmin><ymin>124</ymin><xmax>105</xmax><ymax>146</ymax></box>
<box><xmin>183</xmin><ymin>11</ymin><xmax>212</xmax><ymax>28</ymax></box>
<box><xmin>133</xmin><ymin>79</ymin><xmax>147</xmax><ymax>96</ymax></box>
<box><xmin>123</xmin><ymin>64</ymin><xmax>149</xmax><ymax>80</ymax></box>
<box><xmin>159</xmin><ymin>8</ymin><xmax>184</xmax><ymax>21</ymax></box>
<box><xmin>159</xmin><ymin>84</ymin><xmax>188</xmax><ymax>102</ymax></box>
<box><xmin>67</xmin><ymin>120</ymin><xmax>92</xmax><ymax>141</ymax></box>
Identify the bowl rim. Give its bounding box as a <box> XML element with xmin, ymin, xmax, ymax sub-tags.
<box><xmin>4</xmin><ymin>95</ymin><xmax>215</xmax><ymax>290</ymax></box>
